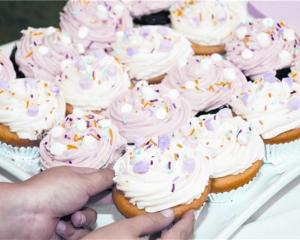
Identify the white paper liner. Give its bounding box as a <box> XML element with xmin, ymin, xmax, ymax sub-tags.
<box><xmin>208</xmin><ymin>172</ymin><xmax>260</xmax><ymax>203</ymax></box>
<box><xmin>265</xmin><ymin>138</ymin><xmax>300</xmax><ymax>166</ymax></box>
<box><xmin>0</xmin><ymin>142</ymin><xmax>42</xmax><ymax>175</ymax></box>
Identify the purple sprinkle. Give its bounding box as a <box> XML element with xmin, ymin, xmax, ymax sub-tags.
<box><xmin>133</xmin><ymin>161</ymin><xmax>149</xmax><ymax>174</ymax></box>
<box><xmin>168</xmin><ymin>161</ymin><xmax>171</xmax><ymax>170</ymax></box>
<box><xmin>75</xmin><ymin>59</ymin><xmax>86</xmax><ymax>71</ymax></box>
<box><xmin>126</xmin><ymin>47</ymin><xmax>137</xmax><ymax>56</ymax></box>
<box><xmin>139</xmin><ymin>27</ymin><xmax>150</xmax><ymax>38</ymax></box>
<box><xmin>51</xmin><ymin>85</ymin><xmax>60</xmax><ymax>96</ymax></box>
<box><xmin>159</xmin><ymin>39</ymin><xmax>173</xmax><ymax>52</ymax></box>
<box><xmin>241</xmin><ymin>93</ymin><xmax>249</xmax><ymax>105</ymax></box>
<box><xmin>0</xmin><ymin>80</ymin><xmax>9</xmax><ymax>89</ymax></box>
<box><xmin>263</xmin><ymin>72</ymin><xmax>277</xmax><ymax>83</ymax></box>
<box><xmin>94</xmin><ymin>49</ymin><xmax>106</xmax><ymax>60</ymax></box>
<box><xmin>158</xmin><ymin>135</ymin><xmax>171</xmax><ymax>151</ymax></box>
<box><xmin>218</xmin><ymin>108</ymin><xmax>232</xmax><ymax>118</ymax></box>
<box><xmin>183</xmin><ymin>158</ymin><xmax>195</xmax><ymax>173</ymax></box>
<box><xmin>282</xmin><ymin>77</ymin><xmax>293</xmax><ymax>87</ymax></box>
<box><xmin>69</xmin><ymin>160</ymin><xmax>73</xmax><ymax>164</ymax></box>
<box><xmin>28</xmin><ymin>105</ymin><xmax>39</xmax><ymax>116</ymax></box>
<box><xmin>287</xmin><ymin>97</ymin><xmax>300</xmax><ymax>111</ymax></box>
<box><xmin>79</xmin><ymin>76</ymin><xmax>92</xmax><ymax>89</ymax></box>
<box><xmin>150</xmin><ymin>160</ymin><xmax>153</xmax><ymax>165</ymax></box>
<box><xmin>106</xmin><ymin>65</ymin><xmax>117</xmax><ymax>76</ymax></box>
<box><xmin>218</xmin><ymin>13</ymin><xmax>227</xmax><ymax>21</ymax></box>
<box><xmin>171</xmin><ymin>183</ymin><xmax>175</xmax><ymax>192</ymax></box>
<box><xmin>204</xmin><ymin>118</ymin><xmax>214</xmax><ymax>131</ymax></box>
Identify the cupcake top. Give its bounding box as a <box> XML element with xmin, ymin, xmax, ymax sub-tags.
<box><xmin>226</xmin><ymin>18</ymin><xmax>300</xmax><ymax>79</ymax></box>
<box><xmin>0</xmin><ymin>78</ymin><xmax>65</xmax><ymax>140</ymax></box>
<box><xmin>230</xmin><ymin>73</ymin><xmax>300</xmax><ymax>139</ymax></box>
<box><xmin>163</xmin><ymin>53</ymin><xmax>246</xmax><ymax>113</ymax></box>
<box><xmin>170</xmin><ymin>0</ymin><xmax>248</xmax><ymax>46</ymax></box>
<box><xmin>40</xmin><ymin>110</ymin><xmax>127</xmax><ymax>169</ymax></box>
<box><xmin>57</xmin><ymin>50</ymin><xmax>130</xmax><ymax>111</ymax></box>
<box><xmin>114</xmin><ymin>135</ymin><xmax>210</xmax><ymax>212</ymax></box>
<box><xmin>0</xmin><ymin>51</ymin><xmax>16</xmax><ymax>82</ymax></box>
<box><xmin>112</xmin><ymin>25</ymin><xmax>193</xmax><ymax>81</ymax></box>
<box><xmin>176</xmin><ymin>109</ymin><xmax>264</xmax><ymax>178</ymax></box>
<box><xmin>15</xmin><ymin>27</ymin><xmax>79</xmax><ymax>81</ymax></box>
<box><xmin>108</xmin><ymin>81</ymin><xmax>192</xmax><ymax>143</ymax></box>
<box><xmin>60</xmin><ymin>0</ymin><xmax>133</xmax><ymax>52</ymax></box>
<box><xmin>122</xmin><ymin>0</ymin><xmax>175</xmax><ymax>17</ymax></box>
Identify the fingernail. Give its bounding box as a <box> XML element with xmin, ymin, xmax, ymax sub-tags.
<box><xmin>160</xmin><ymin>209</ymin><xmax>175</xmax><ymax>219</ymax></box>
<box><xmin>73</xmin><ymin>212</ymin><xmax>86</xmax><ymax>226</ymax></box>
<box><xmin>79</xmin><ymin>213</ymin><xmax>86</xmax><ymax>225</ymax></box>
<box><xmin>56</xmin><ymin>221</ymin><xmax>66</xmax><ymax>235</ymax></box>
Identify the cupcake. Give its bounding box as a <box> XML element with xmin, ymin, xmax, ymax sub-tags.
<box><xmin>163</xmin><ymin>53</ymin><xmax>247</xmax><ymax>114</ymax></box>
<box><xmin>60</xmin><ymin>0</ymin><xmax>133</xmax><ymax>53</ymax></box>
<box><xmin>226</xmin><ymin>18</ymin><xmax>300</xmax><ymax>80</ymax></box>
<box><xmin>122</xmin><ymin>0</ymin><xmax>176</xmax><ymax>25</ymax></box>
<box><xmin>112</xmin><ymin>25</ymin><xmax>193</xmax><ymax>84</ymax></box>
<box><xmin>113</xmin><ymin>136</ymin><xmax>211</xmax><ymax>218</ymax></box>
<box><xmin>177</xmin><ymin>109</ymin><xmax>264</xmax><ymax>201</ymax></box>
<box><xmin>57</xmin><ymin>50</ymin><xmax>130</xmax><ymax>114</ymax></box>
<box><xmin>40</xmin><ymin>110</ymin><xmax>127</xmax><ymax>169</ymax></box>
<box><xmin>108</xmin><ymin>81</ymin><xmax>192</xmax><ymax>144</ymax></box>
<box><xmin>289</xmin><ymin>60</ymin><xmax>300</xmax><ymax>82</ymax></box>
<box><xmin>14</xmin><ymin>27</ymin><xmax>79</xmax><ymax>81</ymax></box>
<box><xmin>0</xmin><ymin>51</ymin><xmax>16</xmax><ymax>82</ymax></box>
<box><xmin>0</xmin><ymin>78</ymin><xmax>65</xmax><ymax>174</ymax></box>
<box><xmin>170</xmin><ymin>0</ymin><xmax>248</xmax><ymax>55</ymax></box>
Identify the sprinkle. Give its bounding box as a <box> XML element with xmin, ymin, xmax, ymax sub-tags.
<box><xmin>67</xmin><ymin>144</ymin><xmax>78</xmax><ymax>150</ymax></box>
<box><xmin>282</xmin><ymin>77</ymin><xmax>293</xmax><ymax>87</ymax></box>
<box><xmin>78</xmin><ymin>26</ymin><xmax>89</xmax><ymax>39</ymax></box>
<box><xmin>155</xmin><ymin>108</ymin><xmax>167</xmax><ymax>120</ymax></box>
<box><xmin>168</xmin><ymin>161</ymin><xmax>171</xmax><ymax>170</ymax></box>
<box><xmin>174</xmin><ymin>153</ymin><xmax>179</xmax><ymax>161</ymax></box>
<box><xmin>171</xmin><ymin>183</ymin><xmax>175</xmax><ymax>192</ymax></box>
<box><xmin>51</xmin><ymin>85</ymin><xmax>60</xmax><ymax>96</ymax></box>
<box><xmin>38</xmin><ymin>45</ymin><xmax>49</xmax><ymax>55</ymax></box>
<box><xmin>259</xmin><ymin>120</ymin><xmax>264</xmax><ymax>125</ymax></box>
<box><xmin>241</xmin><ymin>49</ymin><xmax>253</xmax><ymax>59</ymax></box>
<box><xmin>183</xmin><ymin>158</ymin><xmax>195</xmax><ymax>173</ymax></box>
<box><xmin>133</xmin><ymin>161</ymin><xmax>149</xmax><ymax>174</ymax></box>
<box><xmin>28</xmin><ymin>105</ymin><xmax>39</xmax><ymax>116</ymax></box>
<box><xmin>263</xmin><ymin>72</ymin><xmax>277</xmax><ymax>83</ymax></box>
<box><xmin>121</xmin><ymin>103</ymin><xmax>133</xmax><ymax>113</ymax></box>
<box><xmin>158</xmin><ymin>135</ymin><xmax>171</xmax><ymax>151</ymax></box>
<box><xmin>218</xmin><ymin>108</ymin><xmax>233</xmax><ymax>118</ymax></box>
<box><xmin>74</xmin><ymin>134</ymin><xmax>83</xmax><ymax>142</ymax></box>
<box><xmin>94</xmin><ymin>49</ymin><xmax>106</xmax><ymax>60</ymax></box>
<box><xmin>126</xmin><ymin>47</ymin><xmax>137</xmax><ymax>56</ymax></box>
<box><xmin>287</xmin><ymin>97</ymin><xmax>300</xmax><ymax>111</ymax></box>
<box><xmin>139</xmin><ymin>27</ymin><xmax>150</xmax><ymax>38</ymax></box>
<box><xmin>204</xmin><ymin>118</ymin><xmax>214</xmax><ymax>131</ymax></box>
<box><xmin>25</xmin><ymin>51</ymin><xmax>33</xmax><ymax>59</ymax></box>
<box><xmin>0</xmin><ymin>80</ymin><xmax>9</xmax><ymax>89</ymax></box>
<box><xmin>256</xmin><ymin>32</ymin><xmax>271</xmax><ymax>48</ymax></box>
<box><xmin>109</xmin><ymin>128</ymin><xmax>113</xmax><ymax>144</ymax></box>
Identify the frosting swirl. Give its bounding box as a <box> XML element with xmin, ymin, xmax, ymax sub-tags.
<box><xmin>112</xmin><ymin>26</ymin><xmax>193</xmax><ymax>81</ymax></box>
<box><xmin>226</xmin><ymin>18</ymin><xmax>300</xmax><ymax>79</ymax></box>
<box><xmin>15</xmin><ymin>27</ymin><xmax>79</xmax><ymax>81</ymax></box>
<box><xmin>108</xmin><ymin>81</ymin><xmax>192</xmax><ymax>143</ymax></box>
<box><xmin>230</xmin><ymin>73</ymin><xmax>300</xmax><ymax>139</ymax></box>
<box><xmin>176</xmin><ymin>109</ymin><xmax>264</xmax><ymax>178</ymax></box>
<box><xmin>0</xmin><ymin>78</ymin><xmax>65</xmax><ymax>140</ymax></box>
<box><xmin>57</xmin><ymin>50</ymin><xmax>130</xmax><ymax>111</ymax></box>
<box><xmin>114</xmin><ymin>136</ymin><xmax>210</xmax><ymax>212</ymax></box>
<box><xmin>170</xmin><ymin>0</ymin><xmax>248</xmax><ymax>46</ymax></box>
<box><xmin>163</xmin><ymin>54</ymin><xmax>246</xmax><ymax>113</ymax></box>
<box><xmin>40</xmin><ymin>110</ymin><xmax>127</xmax><ymax>169</ymax></box>
<box><xmin>0</xmin><ymin>51</ymin><xmax>16</xmax><ymax>82</ymax></box>
<box><xmin>121</xmin><ymin>0</ymin><xmax>175</xmax><ymax>17</ymax></box>
<box><xmin>60</xmin><ymin>0</ymin><xmax>133</xmax><ymax>52</ymax></box>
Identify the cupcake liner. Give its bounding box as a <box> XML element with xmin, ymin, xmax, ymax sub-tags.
<box><xmin>0</xmin><ymin>142</ymin><xmax>42</xmax><ymax>175</ymax></box>
<box><xmin>265</xmin><ymin>138</ymin><xmax>300</xmax><ymax>166</ymax></box>
<box><xmin>208</xmin><ymin>173</ymin><xmax>260</xmax><ymax>203</ymax></box>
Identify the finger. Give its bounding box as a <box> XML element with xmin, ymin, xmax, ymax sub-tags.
<box><xmin>70</xmin><ymin>167</ymin><xmax>98</xmax><ymax>175</ymax></box>
<box><xmin>82</xmin><ymin>169</ymin><xmax>114</xmax><ymax>197</ymax></box>
<box><xmin>56</xmin><ymin>220</ymin><xmax>90</xmax><ymax>240</ymax></box>
<box><xmin>161</xmin><ymin>210</ymin><xmax>195</xmax><ymax>240</ymax></box>
<box><xmin>71</xmin><ymin>208</ymin><xmax>97</xmax><ymax>228</ymax></box>
<box><xmin>89</xmin><ymin>190</ymin><xmax>113</xmax><ymax>205</ymax></box>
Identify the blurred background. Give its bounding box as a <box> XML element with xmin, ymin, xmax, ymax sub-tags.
<box><xmin>0</xmin><ymin>1</ymin><xmax>66</xmax><ymax>44</ymax></box>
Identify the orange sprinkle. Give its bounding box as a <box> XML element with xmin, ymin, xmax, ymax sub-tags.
<box><xmin>44</xmin><ymin>83</ymin><xmax>48</xmax><ymax>88</ymax></box>
<box><xmin>25</xmin><ymin>51</ymin><xmax>33</xmax><ymax>59</ymax></box>
<box><xmin>174</xmin><ymin>153</ymin><xmax>179</xmax><ymax>161</ymax></box>
<box><xmin>189</xmin><ymin>128</ymin><xmax>195</xmax><ymax>136</ymax></box>
<box><xmin>74</xmin><ymin>134</ymin><xmax>83</xmax><ymax>142</ymax></box>
<box><xmin>268</xmin><ymin>93</ymin><xmax>272</xmax><ymax>98</ymax></box>
<box><xmin>0</xmin><ymin>90</ymin><xmax>4</xmax><ymax>94</ymax></box>
<box><xmin>177</xmin><ymin>143</ymin><xmax>183</xmax><ymax>148</ymax></box>
<box><xmin>67</xmin><ymin>144</ymin><xmax>78</xmax><ymax>150</ymax></box>
<box><xmin>180</xmin><ymin>86</ymin><xmax>186</xmax><ymax>90</ymax></box>
<box><xmin>207</xmin><ymin>85</ymin><xmax>215</xmax><ymax>92</ymax></box>
<box><xmin>11</xmin><ymin>92</ymin><xmax>15</xmax><ymax>96</ymax></box>
<box><xmin>26</xmin><ymin>100</ymin><xmax>29</xmax><ymax>109</ymax></box>
<box><xmin>93</xmin><ymin>119</ymin><xmax>97</xmax><ymax>128</ymax></box>
<box><xmin>109</xmin><ymin>128</ymin><xmax>113</xmax><ymax>145</ymax></box>
<box><xmin>259</xmin><ymin>120</ymin><xmax>264</xmax><ymax>125</ymax></box>
<box><xmin>31</xmin><ymin>31</ymin><xmax>43</xmax><ymax>36</ymax></box>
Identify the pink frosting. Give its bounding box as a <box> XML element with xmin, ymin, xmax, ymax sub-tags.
<box><xmin>121</xmin><ymin>0</ymin><xmax>175</xmax><ymax>17</ymax></box>
<box><xmin>0</xmin><ymin>51</ymin><xmax>16</xmax><ymax>82</ymax></box>
<box><xmin>163</xmin><ymin>54</ymin><xmax>246</xmax><ymax>113</ymax></box>
<box><xmin>60</xmin><ymin>0</ymin><xmax>133</xmax><ymax>52</ymax></box>
<box><xmin>15</xmin><ymin>27</ymin><xmax>79</xmax><ymax>81</ymax></box>
<box><xmin>226</xmin><ymin>18</ymin><xmax>300</xmax><ymax>79</ymax></box>
<box><xmin>40</xmin><ymin>112</ymin><xmax>127</xmax><ymax>169</ymax></box>
<box><xmin>108</xmin><ymin>81</ymin><xmax>192</xmax><ymax>143</ymax></box>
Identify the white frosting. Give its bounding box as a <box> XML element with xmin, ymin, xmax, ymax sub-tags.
<box><xmin>0</xmin><ymin>78</ymin><xmax>65</xmax><ymax>140</ymax></box>
<box><xmin>114</xmin><ymin>136</ymin><xmax>210</xmax><ymax>212</ymax></box>
<box><xmin>290</xmin><ymin>60</ymin><xmax>300</xmax><ymax>83</ymax></box>
<box><xmin>57</xmin><ymin>51</ymin><xmax>130</xmax><ymax>111</ymax></box>
<box><xmin>170</xmin><ymin>0</ymin><xmax>249</xmax><ymax>45</ymax></box>
<box><xmin>112</xmin><ymin>26</ymin><xmax>193</xmax><ymax>81</ymax></box>
<box><xmin>176</xmin><ymin>111</ymin><xmax>264</xmax><ymax>178</ymax></box>
<box><xmin>230</xmin><ymin>75</ymin><xmax>300</xmax><ymax>139</ymax></box>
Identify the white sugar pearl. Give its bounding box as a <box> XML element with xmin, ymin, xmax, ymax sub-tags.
<box><xmin>60</xmin><ymin>59</ymin><xmax>72</xmax><ymax>70</ymax></box>
<box><xmin>142</xmin><ymin>87</ymin><xmax>156</xmax><ymax>101</ymax></box>
<box><xmin>78</xmin><ymin>26</ymin><xmax>89</xmax><ymax>39</ymax></box>
<box><xmin>155</xmin><ymin>108</ymin><xmax>167</xmax><ymax>120</ymax></box>
<box><xmin>279</xmin><ymin>50</ymin><xmax>292</xmax><ymax>65</ymax></box>
<box><xmin>256</xmin><ymin>32</ymin><xmax>271</xmax><ymax>48</ymax></box>
<box><xmin>46</xmin><ymin>27</ymin><xmax>56</xmax><ymax>35</ymax></box>
<box><xmin>50</xmin><ymin>142</ymin><xmax>67</xmax><ymax>155</ymax></box>
<box><xmin>211</xmin><ymin>53</ymin><xmax>223</xmax><ymax>62</ymax></box>
<box><xmin>185</xmin><ymin>80</ymin><xmax>196</xmax><ymax>90</ymax></box>
<box><xmin>121</xmin><ymin>103</ymin><xmax>133</xmax><ymax>113</ymax></box>
<box><xmin>241</xmin><ymin>49</ymin><xmax>253</xmax><ymax>59</ymax></box>
<box><xmin>61</xmin><ymin>33</ymin><xmax>71</xmax><ymax>44</ymax></box>
<box><xmin>262</xmin><ymin>17</ymin><xmax>274</xmax><ymax>27</ymax></box>
<box><xmin>200</xmin><ymin>58</ymin><xmax>213</xmax><ymax>71</ymax></box>
<box><xmin>114</xmin><ymin>4</ymin><xmax>124</xmax><ymax>17</ymax></box>
<box><xmin>82</xmin><ymin>135</ymin><xmax>97</xmax><ymax>147</ymax></box>
<box><xmin>76</xmin><ymin>119</ymin><xmax>87</xmax><ymax>131</ymax></box>
<box><xmin>38</xmin><ymin>46</ymin><xmax>49</xmax><ymax>55</ymax></box>
<box><xmin>51</xmin><ymin>126</ymin><xmax>65</xmax><ymax>138</ymax></box>
<box><xmin>236</xmin><ymin>26</ymin><xmax>248</xmax><ymax>40</ymax></box>
<box><xmin>166</xmin><ymin>89</ymin><xmax>179</xmax><ymax>99</ymax></box>
<box><xmin>283</xmin><ymin>29</ymin><xmax>295</xmax><ymax>42</ymax></box>
<box><xmin>72</xmin><ymin>108</ymin><xmax>84</xmax><ymax>117</ymax></box>
<box><xmin>223</xmin><ymin>68</ymin><xmax>236</xmax><ymax>81</ymax></box>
